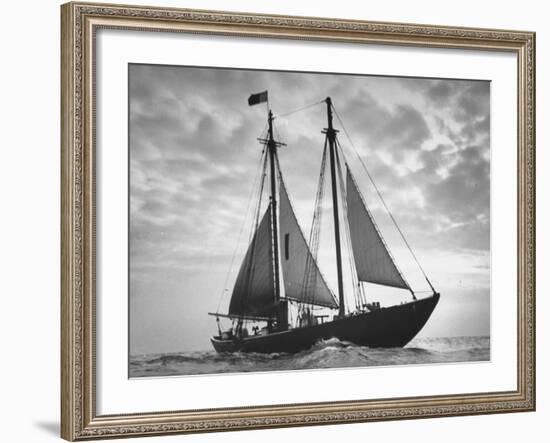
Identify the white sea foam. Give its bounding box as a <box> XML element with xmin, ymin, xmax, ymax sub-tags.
<box><xmin>129</xmin><ymin>336</ymin><xmax>490</xmax><ymax>378</ymax></box>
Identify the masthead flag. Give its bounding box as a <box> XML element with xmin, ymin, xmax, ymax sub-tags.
<box><xmin>248</xmin><ymin>91</ymin><xmax>268</xmax><ymax>106</ymax></box>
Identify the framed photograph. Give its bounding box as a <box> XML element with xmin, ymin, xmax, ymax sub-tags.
<box><xmin>61</xmin><ymin>1</ymin><xmax>535</xmax><ymax>440</ymax></box>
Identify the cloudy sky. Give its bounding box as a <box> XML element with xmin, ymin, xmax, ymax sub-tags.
<box><xmin>129</xmin><ymin>64</ymin><xmax>490</xmax><ymax>355</ymax></box>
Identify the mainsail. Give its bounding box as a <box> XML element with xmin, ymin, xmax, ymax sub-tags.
<box><xmin>228</xmin><ymin>204</ymin><xmax>277</xmax><ymax>318</ymax></box>
<box><xmin>279</xmin><ymin>182</ymin><xmax>338</xmax><ymax>308</ymax></box>
<box><xmin>346</xmin><ymin>166</ymin><xmax>410</xmax><ymax>290</ymax></box>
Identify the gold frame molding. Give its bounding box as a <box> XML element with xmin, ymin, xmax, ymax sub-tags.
<box><xmin>61</xmin><ymin>1</ymin><xmax>536</xmax><ymax>440</ymax></box>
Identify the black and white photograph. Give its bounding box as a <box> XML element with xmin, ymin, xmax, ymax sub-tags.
<box><xmin>2</xmin><ymin>0</ymin><xmax>544</xmax><ymax>440</ymax></box>
<box><xmin>128</xmin><ymin>64</ymin><xmax>490</xmax><ymax>377</ymax></box>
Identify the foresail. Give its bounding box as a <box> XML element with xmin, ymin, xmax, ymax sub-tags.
<box><xmin>346</xmin><ymin>167</ymin><xmax>410</xmax><ymax>290</ymax></box>
<box><xmin>228</xmin><ymin>205</ymin><xmax>277</xmax><ymax>318</ymax></box>
<box><xmin>279</xmin><ymin>182</ymin><xmax>338</xmax><ymax>308</ymax></box>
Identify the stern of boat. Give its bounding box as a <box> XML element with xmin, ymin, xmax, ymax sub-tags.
<box><xmin>210</xmin><ymin>336</ymin><xmax>240</xmax><ymax>353</ymax></box>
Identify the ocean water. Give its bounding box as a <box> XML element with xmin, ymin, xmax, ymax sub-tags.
<box><xmin>129</xmin><ymin>336</ymin><xmax>490</xmax><ymax>378</ymax></box>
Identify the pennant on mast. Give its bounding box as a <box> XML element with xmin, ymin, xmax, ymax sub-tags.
<box><xmin>248</xmin><ymin>91</ymin><xmax>268</xmax><ymax>106</ymax></box>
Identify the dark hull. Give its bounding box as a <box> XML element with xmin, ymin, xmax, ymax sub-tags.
<box><xmin>211</xmin><ymin>293</ymin><xmax>439</xmax><ymax>353</ymax></box>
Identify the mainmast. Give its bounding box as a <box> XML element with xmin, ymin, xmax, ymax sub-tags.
<box><xmin>267</xmin><ymin>110</ymin><xmax>282</xmax><ymax>305</ymax></box>
<box><xmin>324</xmin><ymin>97</ymin><xmax>345</xmax><ymax>317</ymax></box>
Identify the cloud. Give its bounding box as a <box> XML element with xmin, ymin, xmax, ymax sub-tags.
<box><xmin>128</xmin><ymin>64</ymin><xmax>491</xmax><ymax>352</ymax></box>
<box><xmin>426</xmin><ymin>80</ymin><xmax>456</xmax><ymax>105</ymax></box>
<box><xmin>341</xmin><ymin>91</ymin><xmax>431</xmax><ymax>161</ymax></box>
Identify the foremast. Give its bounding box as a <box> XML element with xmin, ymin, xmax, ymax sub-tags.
<box><xmin>323</xmin><ymin>97</ymin><xmax>346</xmax><ymax>317</ymax></box>
<box><xmin>266</xmin><ymin>110</ymin><xmax>287</xmax><ymax>329</ymax></box>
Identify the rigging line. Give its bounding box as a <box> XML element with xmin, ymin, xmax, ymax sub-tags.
<box><xmin>273</xmin><ymin>125</ymin><xmax>285</xmax><ymax>151</ymax></box>
<box><xmin>302</xmin><ymin>146</ymin><xmax>328</xmax><ymax>309</ymax></box>
<box><xmin>331</xmin><ymin>104</ymin><xmax>436</xmax><ymax>293</ymax></box>
<box><xmin>310</xmin><ymin>140</ymin><xmax>329</xmax><ymax>307</ymax></box>
<box><xmin>338</xmin><ymin>153</ymin><xmax>360</xmax><ymax>310</ymax></box>
<box><xmin>334</xmin><ymin>139</ymin><xmax>363</xmax><ymax>311</ymax></box>
<box><xmin>303</xmin><ymin>142</ymin><xmax>321</xmax><ymax>309</ymax></box>
<box><xmin>301</xmin><ymin>137</ymin><xmax>329</xmax><ymax>310</ymax></box>
<box><xmin>248</xmin><ymin>129</ymin><xmax>271</xmax><ymax>244</ymax></box>
<box><xmin>336</xmin><ymin>137</ymin><xmax>413</xmax><ymax>296</ymax></box>
<box><xmin>215</xmin><ymin>145</ymin><xmax>268</xmax><ymax>314</ymax></box>
<box><xmin>274</xmin><ymin>151</ymin><xmax>337</xmax><ymax>310</ymax></box>
<box><xmin>259</xmin><ymin>120</ymin><xmax>269</xmax><ymax>142</ymax></box>
<box><xmin>240</xmin><ymin>147</ymin><xmax>270</xmax><ymax>320</ymax></box>
<box><xmin>252</xmin><ymin>146</ymin><xmax>270</xmax><ymax>236</ymax></box>
<box><xmin>274</xmin><ymin>100</ymin><xmax>325</xmax><ymax>119</ymax></box>
<box><xmin>335</xmin><ymin>150</ymin><xmax>357</xmax><ymax>311</ymax></box>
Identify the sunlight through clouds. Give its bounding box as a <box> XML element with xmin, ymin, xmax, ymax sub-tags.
<box><xmin>129</xmin><ymin>64</ymin><xmax>490</xmax><ymax>354</ymax></box>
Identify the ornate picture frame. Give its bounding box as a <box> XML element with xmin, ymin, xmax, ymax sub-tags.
<box><xmin>61</xmin><ymin>1</ymin><xmax>535</xmax><ymax>440</ymax></box>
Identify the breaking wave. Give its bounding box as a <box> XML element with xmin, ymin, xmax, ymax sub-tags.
<box><xmin>129</xmin><ymin>336</ymin><xmax>490</xmax><ymax>377</ymax></box>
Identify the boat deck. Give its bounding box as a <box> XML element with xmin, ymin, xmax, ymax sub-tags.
<box><xmin>211</xmin><ymin>293</ymin><xmax>439</xmax><ymax>354</ymax></box>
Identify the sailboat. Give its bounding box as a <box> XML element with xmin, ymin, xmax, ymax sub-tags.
<box><xmin>208</xmin><ymin>93</ymin><xmax>439</xmax><ymax>354</ymax></box>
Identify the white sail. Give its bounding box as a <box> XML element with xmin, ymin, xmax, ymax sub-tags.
<box><xmin>279</xmin><ymin>182</ymin><xmax>338</xmax><ymax>308</ymax></box>
<box><xmin>346</xmin><ymin>167</ymin><xmax>409</xmax><ymax>290</ymax></box>
<box><xmin>228</xmin><ymin>205</ymin><xmax>277</xmax><ymax>318</ymax></box>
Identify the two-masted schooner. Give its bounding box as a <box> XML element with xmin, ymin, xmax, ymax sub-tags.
<box><xmin>209</xmin><ymin>92</ymin><xmax>439</xmax><ymax>354</ymax></box>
